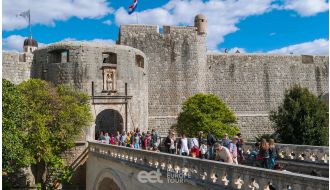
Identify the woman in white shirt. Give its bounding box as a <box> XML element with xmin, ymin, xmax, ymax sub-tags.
<box><xmin>180</xmin><ymin>134</ymin><xmax>189</xmax><ymax>156</ymax></box>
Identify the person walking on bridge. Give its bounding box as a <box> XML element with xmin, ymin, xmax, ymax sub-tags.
<box><xmin>144</xmin><ymin>131</ymin><xmax>151</xmax><ymax>150</ymax></box>
<box><xmin>133</xmin><ymin>133</ymin><xmax>140</xmax><ymax>149</ymax></box>
<box><xmin>207</xmin><ymin>131</ymin><xmax>216</xmax><ymax>160</ymax></box>
<box><xmin>259</xmin><ymin>139</ymin><xmax>270</xmax><ymax>169</ymax></box>
<box><xmin>229</xmin><ymin>136</ymin><xmax>239</xmax><ymax>164</ymax></box>
<box><xmin>151</xmin><ymin>128</ymin><xmax>159</xmax><ymax>150</ymax></box>
<box><xmin>104</xmin><ymin>133</ymin><xmax>110</xmax><ymax>144</ymax></box>
<box><xmin>98</xmin><ymin>131</ymin><xmax>106</xmax><ymax>142</ymax></box>
<box><xmin>126</xmin><ymin>132</ymin><xmax>132</xmax><ymax>147</ymax></box>
<box><xmin>268</xmin><ymin>139</ymin><xmax>277</xmax><ymax>169</ymax></box>
<box><xmin>165</xmin><ymin>131</ymin><xmax>176</xmax><ymax>154</ymax></box>
<box><xmin>190</xmin><ymin>137</ymin><xmax>200</xmax><ymax>158</ymax></box>
<box><xmin>109</xmin><ymin>133</ymin><xmax>115</xmax><ymax>145</ymax></box>
<box><xmin>179</xmin><ymin>133</ymin><xmax>189</xmax><ymax>156</ymax></box>
<box><xmin>120</xmin><ymin>131</ymin><xmax>127</xmax><ymax>146</ymax></box>
<box><xmin>115</xmin><ymin>131</ymin><xmax>121</xmax><ymax>145</ymax></box>
<box><xmin>214</xmin><ymin>143</ymin><xmax>233</xmax><ymax>164</ymax></box>
<box><xmin>236</xmin><ymin>133</ymin><xmax>245</xmax><ymax>163</ymax></box>
<box><xmin>221</xmin><ymin>133</ymin><xmax>230</xmax><ymax>148</ymax></box>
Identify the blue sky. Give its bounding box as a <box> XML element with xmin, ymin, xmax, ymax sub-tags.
<box><xmin>2</xmin><ymin>0</ymin><xmax>329</xmax><ymax>55</ymax></box>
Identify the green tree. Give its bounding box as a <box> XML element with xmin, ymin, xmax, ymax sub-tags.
<box><xmin>2</xmin><ymin>79</ymin><xmax>34</xmax><ymax>187</ymax></box>
<box><xmin>174</xmin><ymin>93</ymin><xmax>239</xmax><ymax>138</ymax></box>
<box><xmin>3</xmin><ymin>79</ymin><xmax>93</xmax><ymax>188</ymax></box>
<box><xmin>270</xmin><ymin>85</ymin><xmax>328</xmax><ymax>146</ymax></box>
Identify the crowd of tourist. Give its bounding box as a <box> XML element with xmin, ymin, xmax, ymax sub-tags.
<box><xmin>247</xmin><ymin>138</ymin><xmax>278</xmax><ymax>169</ymax></box>
<box><xmin>96</xmin><ymin>129</ymin><xmax>278</xmax><ymax>170</ymax></box>
<box><xmin>96</xmin><ymin>128</ymin><xmax>160</xmax><ymax>151</ymax></box>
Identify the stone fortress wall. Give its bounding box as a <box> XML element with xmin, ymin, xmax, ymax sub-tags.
<box><xmin>119</xmin><ymin>25</ymin><xmax>208</xmax><ymax>135</ymax></box>
<box><xmin>205</xmin><ymin>54</ymin><xmax>328</xmax><ymax>138</ymax></box>
<box><xmin>2</xmin><ymin>51</ymin><xmax>33</xmax><ymax>84</ymax></box>
<box><xmin>3</xmin><ymin>41</ymin><xmax>149</xmax><ymax>140</ymax></box>
<box><xmin>2</xmin><ymin>15</ymin><xmax>329</xmax><ymax>140</ymax></box>
<box><xmin>118</xmin><ymin>24</ymin><xmax>329</xmax><ymax>139</ymax></box>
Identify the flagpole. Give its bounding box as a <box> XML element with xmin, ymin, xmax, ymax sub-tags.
<box><xmin>29</xmin><ymin>9</ymin><xmax>32</xmax><ymax>38</ymax></box>
<box><xmin>136</xmin><ymin>5</ymin><xmax>139</xmax><ymax>24</ymax></box>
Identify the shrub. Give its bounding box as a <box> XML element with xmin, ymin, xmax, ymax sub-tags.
<box><xmin>270</xmin><ymin>85</ymin><xmax>328</xmax><ymax>146</ymax></box>
<box><xmin>174</xmin><ymin>93</ymin><xmax>239</xmax><ymax>138</ymax></box>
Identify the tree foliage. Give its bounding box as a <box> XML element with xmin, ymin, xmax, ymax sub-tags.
<box><xmin>3</xmin><ymin>79</ymin><xmax>93</xmax><ymax>188</ymax></box>
<box><xmin>270</xmin><ymin>85</ymin><xmax>328</xmax><ymax>146</ymax></box>
<box><xmin>174</xmin><ymin>93</ymin><xmax>239</xmax><ymax>138</ymax></box>
<box><xmin>2</xmin><ymin>79</ymin><xmax>34</xmax><ymax>174</ymax></box>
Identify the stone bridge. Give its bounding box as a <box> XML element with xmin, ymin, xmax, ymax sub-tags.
<box><xmin>86</xmin><ymin>142</ymin><xmax>329</xmax><ymax>190</ymax></box>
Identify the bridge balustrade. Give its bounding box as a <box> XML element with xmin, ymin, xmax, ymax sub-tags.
<box><xmin>157</xmin><ymin>137</ymin><xmax>329</xmax><ymax>164</ymax></box>
<box><xmin>243</xmin><ymin>142</ymin><xmax>329</xmax><ymax>164</ymax></box>
<box><xmin>89</xmin><ymin>141</ymin><xmax>329</xmax><ymax>190</ymax></box>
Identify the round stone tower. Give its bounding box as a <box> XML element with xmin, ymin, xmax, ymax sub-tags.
<box><xmin>23</xmin><ymin>37</ymin><xmax>38</xmax><ymax>53</ymax></box>
<box><xmin>194</xmin><ymin>14</ymin><xmax>207</xmax><ymax>35</ymax></box>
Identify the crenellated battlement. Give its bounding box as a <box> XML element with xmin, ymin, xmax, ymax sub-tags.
<box><xmin>206</xmin><ymin>53</ymin><xmax>329</xmax><ymax>65</ymax></box>
<box><xmin>162</xmin><ymin>25</ymin><xmax>197</xmax><ymax>34</ymax></box>
<box><xmin>2</xmin><ymin>51</ymin><xmax>33</xmax><ymax>84</ymax></box>
<box><xmin>119</xmin><ymin>24</ymin><xmax>202</xmax><ymax>39</ymax></box>
<box><xmin>120</xmin><ymin>24</ymin><xmax>159</xmax><ymax>34</ymax></box>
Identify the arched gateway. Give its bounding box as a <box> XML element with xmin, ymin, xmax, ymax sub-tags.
<box><xmin>98</xmin><ymin>178</ymin><xmax>120</xmax><ymax>190</ymax></box>
<box><xmin>95</xmin><ymin>109</ymin><xmax>123</xmax><ymax>138</ymax></box>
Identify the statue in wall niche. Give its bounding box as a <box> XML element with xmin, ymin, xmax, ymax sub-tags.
<box><xmin>103</xmin><ymin>68</ymin><xmax>116</xmax><ymax>92</ymax></box>
<box><xmin>106</xmin><ymin>73</ymin><xmax>113</xmax><ymax>91</ymax></box>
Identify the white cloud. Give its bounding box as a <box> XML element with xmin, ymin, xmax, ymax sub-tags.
<box><xmin>87</xmin><ymin>39</ymin><xmax>115</xmax><ymax>44</ymax></box>
<box><xmin>268</xmin><ymin>38</ymin><xmax>329</xmax><ymax>55</ymax></box>
<box><xmin>3</xmin><ymin>0</ymin><xmax>113</xmax><ymax>31</ymax></box>
<box><xmin>60</xmin><ymin>38</ymin><xmax>115</xmax><ymax>44</ymax></box>
<box><xmin>269</xmin><ymin>32</ymin><xmax>276</xmax><ymax>36</ymax></box>
<box><xmin>3</xmin><ymin>35</ymin><xmax>46</xmax><ymax>52</ymax></box>
<box><xmin>3</xmin><ymin>35</ymin><xmax>26</xmax><ymax>52</ymax></box>
<box><xmin>283</xmin><ymin>0</ymin><xmax>328</xmax><ymax>16</ymax></box>
<box><xmin>102</xmin><ymin>20</ymin><xmax>113</xmax><ymax>26</ymax></box>
<box><xmin>3</xmin><ymin>35</ymin><xmax>115</xmax><ymax>52</ymax></box>
<box><xmin>115</xmin><ymin>0</ymin><xmax>274</xmax><ymax>50</ymax></box>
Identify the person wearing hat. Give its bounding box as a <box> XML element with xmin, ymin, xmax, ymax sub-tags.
<box><xmin>228</xmin><ymin>136</ymin><xmax>239</xmax><ymax>164</ymax></box>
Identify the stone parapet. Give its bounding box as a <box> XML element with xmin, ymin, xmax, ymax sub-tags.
<box><xmin>2</xmin><ymin>52</ymin><xmax>32</xmax><ymax>84</ymax></box>
<box><xmin>244</xmin><ymin>142</ymin><xmax>329</xmax><ymax>164</ymax></box>
<box><xmin>89</xmin><ymin>141</ymin><xmax>329</xmax><ymax>190</ymax></box>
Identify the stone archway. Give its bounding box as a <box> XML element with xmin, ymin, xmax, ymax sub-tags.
<box><xmin>95</xmin><ymin>109</ymin><xmax>123</xmax><ymax>138</ymax></box>
<box><xmin>93</xmin><ymin>168</ymin><xmax>127</xmax><ymax>190</ymax></box>
<box><xmin>98</xmin><ymin>177</ymin><xmax>120</xmax><ymax>190</ymax></box>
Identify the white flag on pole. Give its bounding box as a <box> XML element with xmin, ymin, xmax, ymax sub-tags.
<box><xmin>16</xmin><ymin>10</ymin><xmax>30</xmax><ymax>19</ymax></box>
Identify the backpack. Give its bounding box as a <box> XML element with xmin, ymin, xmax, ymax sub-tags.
<box><xmin>191</xmin><ymin>139</ymin><xmax>200</xmax><ymax>158</ymax></box>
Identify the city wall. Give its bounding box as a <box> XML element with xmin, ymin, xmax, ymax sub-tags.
<box><xmin>2</xmin><ymin>24</ymin><xmax>329</xmax><ymax>140</ymax></box>
<box><xmin>205</xmin><ymin>54</ymin><xmax>329</xmax><ymax>138</ymax></box>
<box><xmin>2</xmin><ymin>52</ymin><xmax>33</xmax><ymax>84</ymax></box>
<box><xmin>119</xmin><ymin>25</ymin><xmax>329</xmax><ymax>139</ymax></box>
<box><xmin>119</xmin><ymin>25</ymin><xmax>208</xmax><ymax>135</ymax></box>
<box><xmin>32</xmin><ymin>41</ymin><xmax>149</xmax><ymax>136</ymax></box>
